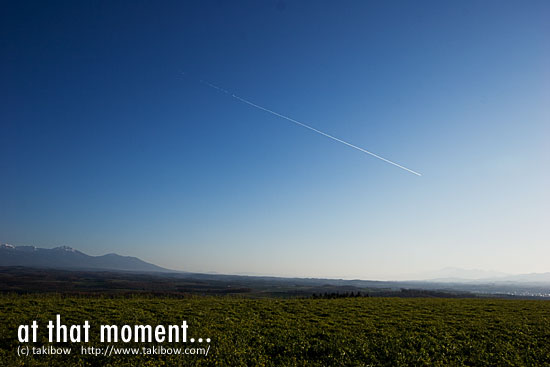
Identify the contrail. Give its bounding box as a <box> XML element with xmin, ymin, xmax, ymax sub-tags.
<box><xmin>197</xmin><ymin>78</ymin><xmax>422</xmax><ymax>176</ymax></box>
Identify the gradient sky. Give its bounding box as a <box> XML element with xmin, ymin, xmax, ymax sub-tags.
<box><xmin>1</xmin><ymin>1</ymin><xmax>549</xmax><ymax>279</ymax></box>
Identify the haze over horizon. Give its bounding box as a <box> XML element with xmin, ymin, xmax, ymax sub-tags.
<box><xmin>1</xmin><ymin>1</ymin><xmax>549</xmax><ymax>280</ymax></box>
<box><xmin>1</xmin><ymin>242</ymin><xmax>544</xmax><ymax>283</ymax></box>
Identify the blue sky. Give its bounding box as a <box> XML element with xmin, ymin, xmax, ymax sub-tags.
<box><xmin>1</xmin><ymin>1</ymin><xmax>549</xmax><ymax>279</ymax></box>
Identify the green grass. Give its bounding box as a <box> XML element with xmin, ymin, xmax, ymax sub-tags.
<box><xmin>1</xmin><ymin>295</ymin><xmax>549</xmax><ymax>366</ymax></box>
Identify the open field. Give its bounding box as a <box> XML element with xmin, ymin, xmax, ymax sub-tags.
<box><xmin>0</xmin><ymin>267</ymin><xmax>482</xmax><ymax>298</ymax></box>
<box><xmin>1</xmin><ymin>295</ymin><xmax>549</xmax><ymax>366</ymax></box>
<box><xmin>6</xmin><ymin>266</ymin><xmax>550</xmax><ymax>299</ymax></box>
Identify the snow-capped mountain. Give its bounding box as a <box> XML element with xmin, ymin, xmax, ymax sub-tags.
<box><xmin>0</xmin><ymin>244</ymin><xmax>170</xmax><ymax>272</ymax></box>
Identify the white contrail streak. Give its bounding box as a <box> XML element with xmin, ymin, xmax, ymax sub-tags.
<box><xmin>198</xmin><ymin>79</ymin><xmax>422</xmax><ymax>176</ymax></box>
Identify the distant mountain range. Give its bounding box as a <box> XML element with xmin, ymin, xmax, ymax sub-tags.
<box><xmin>0</xmin><ymin>244</ymin><xmax>170</xmax><ymax>272</ymax></box>
<box><xmin>408</xmin><ymin>267</ymin><xmax>550</xmax><ymax>284</ymax></box>
<box><xmin>1</xmin><ymin>244</ymin><xmax>549</xmax><ymax>290</ymax></box>
<box><xmin>423</xmin><ymin>267</ymin><xmax>510</xmax><ymax>281</ymax></box>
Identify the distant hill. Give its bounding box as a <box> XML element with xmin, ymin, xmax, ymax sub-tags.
<box><xmin>417</xmin><ymin>267</ymin><xmax>550</xmax><ymax>284</ymax></box>
<box><xmin>0</xmin><ymin>244</ymin><xmax>170</xmax><ymax>272</ymax></box>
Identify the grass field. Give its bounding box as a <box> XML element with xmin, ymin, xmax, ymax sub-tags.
<box><xmin>1</xmin><ymin>295</ymin><xmax>549</xmax><ymax>366</ymax></box>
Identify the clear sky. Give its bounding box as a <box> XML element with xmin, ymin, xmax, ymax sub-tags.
<box><xmin>1</xmin><ymin>1</ymin><xmax>549</xmax><ymax>279</ymax></box>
